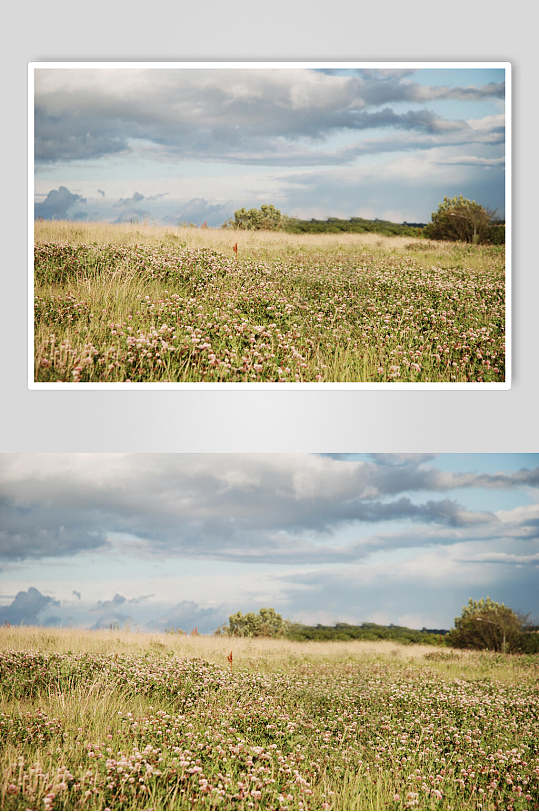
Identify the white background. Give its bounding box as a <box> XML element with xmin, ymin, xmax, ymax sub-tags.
<box><xmin>1</xmin><ymin>0</ymin><xmax>537</xmax><ymax>452</ymax></box>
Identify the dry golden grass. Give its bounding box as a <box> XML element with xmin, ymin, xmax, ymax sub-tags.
<box><xmin>2</xmin><ymin>625</ymin><xmax>531</xmax><ymax>685</ymax></box>
<box><xmin>0</xmin><ymin>625</ymin><xmax>437</xmax><ymax>668</ymax></box>
<box><xmin>34</xmin><ymin>220</ymin><xmax>422</xmax><ymax>257</ymax></box>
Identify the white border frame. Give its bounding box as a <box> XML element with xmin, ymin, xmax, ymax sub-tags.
<box><xmin>28</xmin><ymin>61</ymin><xmax>511</xmax><ymax>390</ymax></box>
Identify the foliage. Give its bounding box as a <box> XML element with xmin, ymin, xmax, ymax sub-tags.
<box><xmin>447</xmin><ymin>597</ymin><xmax>524</xmax><ymax>653</ymax></box>
<box><xmin>286</xmin><ymin>621</ymin><xmax>447</xmax><ymax>646</ymax></box>
<box><xmin>222</xmin><ymin>201</ymin><xmax>503</xmax><ymax>242</ymax></box>
<box><xmin>224</xmin><ymin>208</ymin><xmax>423</xmax><ymax>237</ymax></box>
<box><xmin>284</xmin><ymin>216</ymin><xmax>423</xmax><ymax>237</ymax></box>
<box><xmin>423</xmin><ymin>196</ymin><xmax>498</xmax><ymax>244</ymax></box>
<box><xmin>516</xmin><ymin>630</ymin><xmax>539</xmax><ymax>654</ymax></box>
<box><xmin>486</xmin><ymin>222</ymin><xmax>506</xmax><ymax>245</ymax></box>
<box><xmin>225</xmin><ymin>204</ymin><xmax>284</xmax><ymax>231</ymax></box>
<box><xmin>219</xmin><ymin>615</ymin><xmax>449</xmax><ymax>646</ymax></box>
<box><xmin>218</xmin><ymin>608</ymin><xmax>288</xmax><ymax>638</ymax></box>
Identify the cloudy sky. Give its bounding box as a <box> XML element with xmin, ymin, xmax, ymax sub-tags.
<box><xmin>34</xmin><ymin>66</ymin><xmax>506</xmax><ymax>226</ymax></box>
<box><xmin>1</xmin><ymin>454</ymin><xmax>536</xmax><ymax>633</ymax></box>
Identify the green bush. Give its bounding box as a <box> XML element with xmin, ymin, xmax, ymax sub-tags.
<box><xmin>423</xmin><ymin>195</ymin><xmax>500</xmax><ymax>244</ymax></box>
<box><xmin>225</xmin><ymin>204</ymin><xmax>284</xmax><ymax>231</ymax></box>
<box><xmin>447</xmin><ymin>597</ymin><xmax>523</xmax><ymax>653</ymax></box>
<box><xmin>486</xmin><ymin>223</ymin><xmax>506</xmax><ymax>245</ymax></box>
<box><xmin>285</xmin><ymin>622</ymin><xmax>447</xmax><ymax>645</ymax></box>
<box><xmin>217</xmin><ymin>607</ymin><xmax>288</xmax><ymax>638</ymax></box>
<box><xmin>222</xmin><ymin>207</ymin><xmax>423</xmax><ymax>237</ymax></box>
<box><xmin>283</xmin><ymin>216</ymin><xmax>422</xmax><ymax>237</ymax></box>
<box><xmin>517</xmin><ymin>631</ymin><xmax>539</xmax><ymax>654</ymax></box>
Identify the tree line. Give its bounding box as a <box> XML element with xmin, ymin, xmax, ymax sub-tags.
<box><xmin>216</xmin><ymin>599</ymin><xmax>538</xmax><ymax>653</ymax></box>
<box><xmin>222</xmin><ymin>196</ymin><xmax>505</xmax><ymax>245</ymax></box>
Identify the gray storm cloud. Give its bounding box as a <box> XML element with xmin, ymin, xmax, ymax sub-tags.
<box><xmin>33</xmin><ymin>68</ymin><xmax>506</xmax><ymax>223</ymax></box>
<box><xmin>0</xmin><ymin>454</ymin><xmax>537</xmax><ymax>566</ymax></box>
<box><xmin>34</xmin><ymin>69</ymin><xmax>504</xmax><ymax>166</ymax></box>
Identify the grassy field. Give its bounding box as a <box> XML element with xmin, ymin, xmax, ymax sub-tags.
<box><xmin>33</xmin><ymin>222</ymin><xmax>506</xmax><ymax>383</ymax></box>
<box><xmin>1</xmin><ymin>627</ymin><xmax>536</xmax><ymax>810</ymax></box>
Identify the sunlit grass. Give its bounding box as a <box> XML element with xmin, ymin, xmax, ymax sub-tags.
<box><xmin>0</xmin><ymin>625</ymin><xmax>439</xmax><ymax>667</ymax></box>
<box><xmin>33</xmin><ymin>222</ymin><xmax>505</xmax><ymax>384</ymax></box>
<box><xmin>34</xmin><ymin>220</ymin><xmax>425</xmax><ymax>257</ymax></box>
<box><xmin>0</xmin><ymin>626</ymin><xmax>536</xmax><ymax>810</ymax></box>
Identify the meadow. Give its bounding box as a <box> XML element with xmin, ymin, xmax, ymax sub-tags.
<box><xmin>1</xmin><ymin>626</ymin><xmax>537</xmax><ymax>810</ymax></box>
<box><xmin>33</xmin><ymin>222</ymin><xmax>506</xmax><ymax>383</ymax></box>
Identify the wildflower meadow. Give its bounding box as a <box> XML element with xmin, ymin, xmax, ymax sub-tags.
<box><xmin>33</xmin><ymin>222</ymin><xmax>506</xmax><ymax>384</ymax></box>
<box><xmin>0</xmin><ymin>626</ymin><xmax>536</xmax><ymax>810</ymax></box>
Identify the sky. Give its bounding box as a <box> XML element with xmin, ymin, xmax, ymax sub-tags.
<box><xmin>34</xmin><ymin>67</ymin><xmax>506</xmax><ymax>226</ymax></box>
<box><xmin>1</xmin><ymin>453</ymin><xmax>537</xmax><ymax>633</ymax></box>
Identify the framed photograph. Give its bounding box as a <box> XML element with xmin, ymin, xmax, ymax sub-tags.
<box><xmin>29</xmin><ymin>62</ymin><xmax>510</xmax><ymax>388</ymax></box>
<box><xmin>1</xmin><ymin>452</ymin><xmax>537</xmax><ymax>810</ymax></box>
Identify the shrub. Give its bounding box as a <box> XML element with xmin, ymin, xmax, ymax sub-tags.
<box><xmin>225</xmin><ymin>204</ymin><xmax>284</xmax><ymax>231</ymax></box>
<box><xmin>447</xmin><ymin>597</ymin><xmax>523</xmax><ymax>653</ymax></box>
<box><xmin>423</xmin><ymin>196</ymin><xmax>497</xmax><ymax>244</ymax></box>
<box><xmin>217</xmin><ymin>608</ymin><xmax>288</xmax><ymax>638</ymax></box>
<box><xmin>486</xmin><ymin>223</ymin><xmax>506</xmax><ymax>245</ymax></box>
<box><xmin>516</xmin><ymin>630</ymin><xmax>539</xmax><ymax>654</ymax></box>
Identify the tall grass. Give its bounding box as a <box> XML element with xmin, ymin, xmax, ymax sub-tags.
<box><xmin>0</xmin><ymin>625</ymin><xmax>442</xmax><ymax>666</ymax></box>
<box><xmin>34</xmin><ymin>221</ymin><xmax>424</xmax><ymax>257</ymax></box>
<box><xmin>0</xmin><ymin>627</ymin><xmax>536</xmax><ymax>810</ymax></box>
<box><xmin>33</xmin><ymin>222</ymin><xmax>505</xmax><ymax>384</ymax></box>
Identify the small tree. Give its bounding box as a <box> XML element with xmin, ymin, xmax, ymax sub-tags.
<box><xmin>448</xmin><ymin>597</ymin><xmax>523</xmax><ymax>653</ymax></box>
<box><xmin>218</xmin><ymin>607</ymin><xmax>288</xmax><ymax>638</ymax></box>
<box><xmin>225</xmin><ymin>204</ymin><xmax>284</xmax><ymax>231</ymax></box>
<box><xmin>424</xmin><ymin>195</ymin><xmax>494</xmax><ymax>244</ymax></box>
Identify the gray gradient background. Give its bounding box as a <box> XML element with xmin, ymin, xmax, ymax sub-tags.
<box><xmin>1</xmin><ymin>0</ymin><xmax>537</xmax><ymax>453</ymax></box>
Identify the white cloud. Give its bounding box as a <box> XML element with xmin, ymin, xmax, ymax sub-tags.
<box><xmin>2</xmin><ymin>454</ymin><xmax>536</xmax><ymax>628</ymax></box>
<box><xmin>33</xmin><ymin>68</ymin><xmax>506</xmax><ymax>222</ymax></box>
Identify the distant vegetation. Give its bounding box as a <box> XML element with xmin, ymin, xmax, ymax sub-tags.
<box><xmin>216</xmin><ymin>608</ymin><xmax>288</xmax><ymax>638</ymax></box>
<box><xmin>284</xmin><ymin>216</ymin><xmax>422</xmax><ymax>237</ymax></box>
<box><xmin>224</xmin><ymin>197</ymin><xmax>504</xmax><ymax>244</ymax></box>
<box><xmin>223</xmin><ymin>204</ymin><xmax>421</xmax><ymax>237</ymax></box>
<box><xmin>218</xmin><ymin>608</ymin><xmax>447</xmax><ymax>646</ymax></box>
<box><xmin>218</xmin><ymin>602</ymin><xmax>538</xmax><ymax>652</ymax></box>
<box><xmin>286</xmin><ymin>621</ymin><xmax>447</xmax><ymax>646</ymax></box>
<box><xmin>223</xmin><ymin>204</ymin><xmax>284</xmax><ymax>231</ymax></box>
